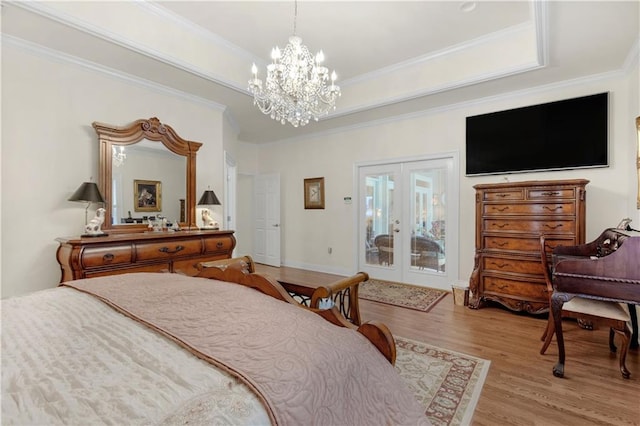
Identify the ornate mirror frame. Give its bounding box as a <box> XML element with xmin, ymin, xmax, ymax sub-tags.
<box><xmin>93</xmin><ymin>117</ymin><xmax>202</xmax><ymax>232</ymax></box>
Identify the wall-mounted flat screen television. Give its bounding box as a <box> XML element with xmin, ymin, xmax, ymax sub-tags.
<box><xmin>465</xmin><ymin>92</ymin><xmax>609</xmax><ymax>176</ymax></box>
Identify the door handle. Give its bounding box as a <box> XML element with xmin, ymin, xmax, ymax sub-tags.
<box><xmin>393</xmin><ymin>228</ymin><xmax>400</xmax><ymax>233</ymax></box>
<box><xmin>273</xmin><ymin>224</ymin><xmax>280</xmax><ymax>227</ymax></box>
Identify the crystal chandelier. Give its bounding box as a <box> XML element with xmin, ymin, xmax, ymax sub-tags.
<box><xmin>112</xmin><ymin>145</ymin><xmax>126</xmax><ymax>167</ymax></box>
<box><xmin>248</xmin><ymin>1</ymin><xmax>340</xmax><ymax>127</ymax></box>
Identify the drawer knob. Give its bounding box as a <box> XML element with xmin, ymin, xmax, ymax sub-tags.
<box><xmin>103</xmin><ymin>253</ymin><xmax>115</xmax><ymax>262</ymax></box>
<box><xmin>159</xmin><ymin>245</ymin><xmax>185</xmax><ymax>254</ymax></box>
<box><xmin>216</xmin><ymin>242</ymin><xmax>224</xmax><ymax>248</ymax></box>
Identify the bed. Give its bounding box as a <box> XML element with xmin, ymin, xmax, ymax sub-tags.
<box><xmin>2</xmin><ymin>257</ymin><xmax>429</xmax><ymax>425</ymax></box>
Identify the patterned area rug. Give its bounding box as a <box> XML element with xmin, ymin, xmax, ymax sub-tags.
<box><xmin>359</xmin><ymin>279</ymin><xmax>448</xmax><ymax>312</ymax></box>
<box><xmin>395</xmin><ymin>336</ymin><xmax>491</xmax><ymax>426</ymax></box>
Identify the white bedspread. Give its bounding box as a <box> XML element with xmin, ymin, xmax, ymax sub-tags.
<box><xmin>1</xmin><ymin>287</ymin><xmax>270</xmax><ymax>425</ymax></box>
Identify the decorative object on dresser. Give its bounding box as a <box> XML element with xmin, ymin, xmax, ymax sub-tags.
<box><xmin>469</xmin><ymin>179</ymin><xmax>589</xmax><ymax>313</ymax></box>
<box><xmin>68</xmin><ymin>180</ymin><xmax>107</xmax><ymax>236</ymax></box>
<box><xmin>56</xmin><ymin>230</ymin><xmax>236</xmax><ymax>282</ymax></box>
<box><xmin>198</xmin><ymin>187</ymin><xmax>221</xmax><ymax>230</ymax></box>
<box><xmin>84</xmin><ymin>208</ymin><xmax>106</xmax><ymax>237</ymax></box>
<box><xmin>93</xmin><ymin>117</ymin><xmax>202</xmax><ymax>232</ymax></box>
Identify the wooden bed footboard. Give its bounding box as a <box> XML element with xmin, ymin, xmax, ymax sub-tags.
<box><xmin>196</xmin><ymin>256</ymin><xmax>396</xmax><ymax>364</ymax></box>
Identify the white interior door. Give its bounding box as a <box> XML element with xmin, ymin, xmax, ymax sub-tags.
<box><xmin>358</xmin><ymin>155</ymin><xmax>458</xmax><ymax>290</ymax></box>
<box><xmin>253</xmin><ymin>173</ymin><xmax>281</xmax><ymax>266</ymax></box>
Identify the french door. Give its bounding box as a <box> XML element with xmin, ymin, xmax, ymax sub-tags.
<box><xmin>357</xmin><ymin>155</ymin><xmax>458</xmax><ymax>290</ymax></box>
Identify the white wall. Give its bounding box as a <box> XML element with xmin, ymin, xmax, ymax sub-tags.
<box><xmin>243</xmin><ymin>69</ymin><xmax>640</xmax><ymax>284</ymax></box>
<box><xmin>1</xmin><ymin>44</ymin><xmax>227</xmax><ymax>298</ymax></box>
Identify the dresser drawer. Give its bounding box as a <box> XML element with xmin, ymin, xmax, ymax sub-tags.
<box><xmin>81</xmin><ymin>246</ymin><xmax>133</xmax><ymax>268</ymax></box>
<box><xmin>203</xmin><ymin>236</ymin><xmax>234</xmax><ymax>253</ymax></box>
<box><xmin>483</xmin><ymin>202</ymin><xmax>576</xmax><ymax>216</ymax></box>
<box><xmin>483</xmin><ymin>219</ymin><xmax>576</xmax><ymax>234</ymax></box>
<box><xmin>484</xmin><ymin>235</ymin><xmax>577</xmax><ymax>253</ymax></box>
<box><xmin>136</xmin><ymin>239</ymin><xmax>202</xmax><ymax>261</ymax></box>
<box><xmin>482</xmin><ymin>275</ymin><xmax>547</xmax><ymax>301</ymax></box>
<box><xmin>482</xmin><ymin>255</ymin><xmax>543</xmax><ymax>275</ymax></box>
<box><xmin>483</xmin><ymin>189</ymin><xmax>524</xmax><ymax>201</ymax></box>
<box><xmin>527</xmin><ymin>188</ymin><xmax>576</xmax><ymax>200</ymax></box>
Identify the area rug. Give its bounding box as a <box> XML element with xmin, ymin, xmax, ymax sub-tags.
<box><xmin>359</xmin><ymin>279</ymin><xmax>448</xmax><ymax>312</ymax></box>
<box><xmin>395</xmin><ymin>336</ymin><xmax>491</xmax><ymax>426</ymax></box>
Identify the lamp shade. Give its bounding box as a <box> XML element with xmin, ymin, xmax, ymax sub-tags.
<box><xmin>68</xmin><ymin>182</ymin><xmax>105</xmax><ymax>203</ymax></box>
<box><xmin>198</xmin><ymin>190</ymin><xmax>221</xmax><ymax>206</ymax></box>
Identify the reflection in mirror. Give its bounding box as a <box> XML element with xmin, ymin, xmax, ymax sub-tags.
<box><xmin>111</xmin><ymin>141</ymin><xmax>186</xmax><ymax>226</ymax></box>
<box><xmin>93</xmin><ymin>117</ymin><xmax>202</xmax><ymax>232</ymax></box>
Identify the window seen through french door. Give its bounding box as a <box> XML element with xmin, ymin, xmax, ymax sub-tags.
<box><xmin>357</xmin><ymin>156</ymin><xmax>458</xmax><ymax>290</ymax></box>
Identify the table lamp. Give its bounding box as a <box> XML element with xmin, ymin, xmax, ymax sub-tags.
<box><xmin>69</xmin><ymin>181</ymin><xmax>106</xmax><ymax>234</ymax></box>
<box><xmin>198</xmin><ymin>188</ymin><xmax>220</xmax><ymax>230</ymax></box>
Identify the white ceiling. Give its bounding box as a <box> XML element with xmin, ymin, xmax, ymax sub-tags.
<box><xmin>2</xmin><ymin>1</ymin><xmax>638</xmax><ymax>143</ymax></box>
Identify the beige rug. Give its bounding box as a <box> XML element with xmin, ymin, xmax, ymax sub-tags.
<box><xmin>395</xmin><ymin>336</ymin><xmax>491</xmax><ymax>426</ymax></box>
<box><xmin>359</xmin><ymin>279</ymin><xmax>448</xmax><ymax>312</ymax></box>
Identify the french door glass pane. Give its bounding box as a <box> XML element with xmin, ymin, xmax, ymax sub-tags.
<box><xmin>364</xmin><ymin>172</ymin><xmax>395</xmax><ymax>266</ymax></box>
<box><xmin>408</xmin><ymin>167</ymin><xmax>446</xmax><ymax>272</ymax></box>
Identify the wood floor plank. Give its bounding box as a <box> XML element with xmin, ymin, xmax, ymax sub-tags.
<box><xmin>257</xmin><ymin>264</ymin><xmax>640</xmax><ymax>425</ymax></box>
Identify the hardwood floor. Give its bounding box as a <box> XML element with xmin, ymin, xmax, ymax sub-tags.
<box><xmin>258</xmin><ymin>265</ymin><xmax>640</xmax><ymax>426</ymax></box>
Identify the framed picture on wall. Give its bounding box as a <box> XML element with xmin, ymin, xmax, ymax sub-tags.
<box><xmin>134</xmin><ymin>179</ymin><xmax>162</xmax><ymax>212</ymax></box>
<box><xmin>304</xmin><ymin>177</ymin><xmax>324</xmax><ymax>209</ymax></box>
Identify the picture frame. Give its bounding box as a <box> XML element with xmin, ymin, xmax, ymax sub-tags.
<box><xmin>134</xmin><ymin>179</ymin><xmax>162</xmax><ymax>212</ymax></box>
<box><xmin>304</xmin><ymin>177</ymin><xmax>325</xmax><ymax>209</ymax></box>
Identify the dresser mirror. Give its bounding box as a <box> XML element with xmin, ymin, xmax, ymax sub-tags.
<box><xmin>93</xmin><ymin>117</ymin><xmax>202</xmax><ymax>232</ymax></box>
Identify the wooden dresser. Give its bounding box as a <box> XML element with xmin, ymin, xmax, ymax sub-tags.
<box><xmin>56</xmin><ymin>230</ymin><xmax>235</xmax><ymax>283</ymax></box>
<box><xmin>468</xmin><ymin>179</ymin><xmax>588</xmax><ymax>313</ymax></box>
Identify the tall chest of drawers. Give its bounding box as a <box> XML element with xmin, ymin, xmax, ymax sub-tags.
<box><xmin>56</xmin><ymin>230</ymin><xmax>235</xmax><ymax>283</ymax></box>
<box><xmin>468</xmin><ymin>179</ymin><xmax>588</xmax><ymax>313</ymax></box>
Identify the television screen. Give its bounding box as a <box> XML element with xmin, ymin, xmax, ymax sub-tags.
<box><xmin>465</xmin><ymin>92</ymin><xmax>609</xmax><ymax>176</ymax></box>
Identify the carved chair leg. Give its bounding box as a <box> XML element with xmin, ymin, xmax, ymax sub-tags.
<box><xmin>540</xmin><ymin>316</ymin><xmax>555</xmax><ymax>355</ymax></box>
<box><xmin>551</xmin><ymin>294</ymin><xmax>567</xmax><ymax>378</ymax></box>
<box><xmin>608</xmin><ymin>328</ymin><xmax>617</xmax><ymax>353</ymax></box>
<box><xmin>613</xmin><ymin>327</ymin><xmax>631</xmax><ymax>379</ymax></box>
<box><xmin>628</xmin><ymin>303</ymin><xmax>638</xmax><ymax>350</ymax></box>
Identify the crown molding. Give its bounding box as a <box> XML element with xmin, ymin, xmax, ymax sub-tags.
<box><xmin>3</xmin><ymin>34</ymin><xmax>226</xmax><ymax>112</ymax></box>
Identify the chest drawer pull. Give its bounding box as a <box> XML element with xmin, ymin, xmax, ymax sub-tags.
<box><xmin>159</xmin><ymin>245</ymin><xmax>185</xmax><ymax>254</ymax></box>
<box><xmin>102</xmin><ymin>253</ymin><xmax>115</xmax><ymax>262</ymax></box>
<box><xmin>216</xmin><ymin>242</ymin><xmax>224</xmax><ymax>248</ymax></box>
<box><xmin>492</xmin><ymin>223</ymin><xmax>508</xmax><ymax>229</ymax></box>
<box><xmin>544</xmin><ymin>224</ymin><xmax>563</xmax><ymax>230</ymax></box>
<box><xmin>540</xmin><ymin>191</ymin><xmax>560</xmax><ymax>197</ymax></box>
<box><xmin>492</xmin><ymin>206</ymin><xmax>510</xmax><ymax>212</ymax></box>
<box><xmin>543</xmin><ymin>206</ymin><xmax>563</xmax><ymax>212</ymax></box>
<box><xmin>489</xmin><ymin>261</ymin><xmax>510</xmax><ymax>269</ymax></box>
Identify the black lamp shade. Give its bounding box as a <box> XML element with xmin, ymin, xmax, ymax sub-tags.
<box><xmin>198</xmin><ymin>190</ymin><xmax>221</xmax><ymax>205</ymax></box>
<box><xmin>68</xmin><ymin>182</ymin><xmax>105</xmax><ymax>204</ymax></box>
